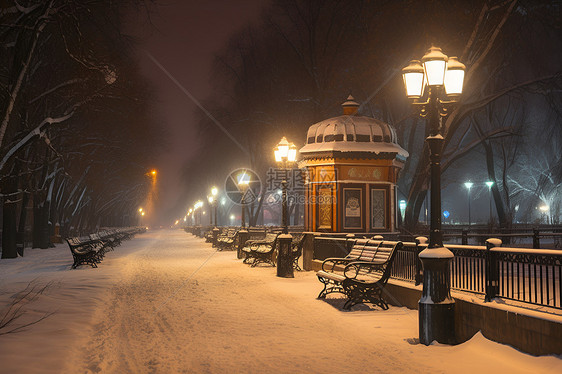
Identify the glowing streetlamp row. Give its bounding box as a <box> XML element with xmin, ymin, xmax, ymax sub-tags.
<box><xmin>180</xmin><ymin>136</ymin><xmax>298</xmax><ymax>227</ymax></box>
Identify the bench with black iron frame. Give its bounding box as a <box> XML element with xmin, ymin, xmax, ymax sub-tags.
<box><xmin>66</xmin><ymin>237</ymin><xmax>102</xmax><ymax>269</ymax></box>
<box><xmin>217</xmin><ymin>229</ymin><xmax>238</xmax><ymax>251</ymax></box>
<box><xmin>316</xmin><ymin>240</ymin><xmax>402</xmax><ymax>310</ymax></box>
<box><xmin>242</xmin><ymin>233</ymin><xmax>280</xmax><ymax>267</ymax></box>
<box><xmin>290</xmin><ymin>233</ymin><xmax>306</xmax><ymax>271</ymax></box>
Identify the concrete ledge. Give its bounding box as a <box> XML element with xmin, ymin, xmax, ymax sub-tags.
<box><xmin>311</xmin><ymin>259</ymin><xmax>562</xmax><ymax>355</ymax></box>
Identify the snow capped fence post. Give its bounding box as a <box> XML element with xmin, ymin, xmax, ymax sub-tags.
<box><xmin>461</xmin><ymin>229</ymin><xmax>468</xmax><ymax>245</ymax></box>
<box><xmin>485</xmin><ymin>238</ymin><xmax>502</xmax><ymax>302</ymax></box>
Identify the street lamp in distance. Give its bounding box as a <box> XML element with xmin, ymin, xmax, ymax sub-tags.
<box><xmin>194</xmin><ymin>201</ymin><xmax>203</xmax><ymax>226</ymax></box>
<box><xmin>274</xmin><ymin>136</ymin><xmax>297</xmax><ymax>234</ymax></box>
<box><xmin>402</xmin><ymin>46</ymin><xmax>465</xmax><ymax>345</ymax></box>
<box><xmin>211</xmin><ymin>186</ymin><xmax>219</xmax><ymax>226</ymax></box>
<box><xmin>207</xmin><ymin>196</ymin><xmax>214</xmax><ymax>225</ymax></box>
<box><xmin>464</xmin><ymin>182</ymin><xmax>474</xmax><ymax>227</ymax></box>
<box><xmin>485</xmin><ymin>181</ymin><xmax>494</xmax><ymax>225</ymax></box>
<box><xmin>274</xmin><ymin>136</ymin><xmax>297</xmax><ymax>278</ymax></box>
<box><xmin>236</xmin><ymin>172</ymin><xmax>250</xmax><ymax>229</ymax></box>
<box><xmin>209</xmin><ymin>187</ymin><xmax>220</xmax><ymax>246</ymax></box>
<box><xmin>236</xmin><ymin>173</ymin><xmax>251</xmax><ymax>259</ymax></box>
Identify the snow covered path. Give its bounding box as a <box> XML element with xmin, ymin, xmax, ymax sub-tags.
<box><xmin>0</xmin><ymin>230</ymin><xmax>561</xmax><ymax>374</ymax></box>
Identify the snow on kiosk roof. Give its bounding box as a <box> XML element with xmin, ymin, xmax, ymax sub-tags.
<box><xmin>300</xmin><ymin>96</ymin><xmax>408</xmax><ymax>159</ymax></box>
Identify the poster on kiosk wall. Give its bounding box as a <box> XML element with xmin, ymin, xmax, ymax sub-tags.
<box><xmin>344</xmin><ymin>188</ymin><xmax>362</xmax><ymax>229</ymax></box>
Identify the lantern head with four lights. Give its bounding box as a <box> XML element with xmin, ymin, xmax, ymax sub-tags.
<box><xmin>402</xmin><ymin>46</ymin><xmax>465</xmax><ymax>99</ymax></box>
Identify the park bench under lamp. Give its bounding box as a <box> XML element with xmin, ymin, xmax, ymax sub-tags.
<box><xmin>421</xmin><ymin>46</ymin><xmax>448</xmax><ymax>87</ymax></box>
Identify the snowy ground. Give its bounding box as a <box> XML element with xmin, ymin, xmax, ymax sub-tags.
<box><xmin>0</xmin><ymin>229</ymin><xmax>560</xmax><ymax>374</ymax></box>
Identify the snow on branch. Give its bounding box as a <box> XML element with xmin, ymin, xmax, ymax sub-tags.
<box><xmin>0</xmin><ymin>111</ymin><xmax>74</xmax><ymax>173</ymax></box>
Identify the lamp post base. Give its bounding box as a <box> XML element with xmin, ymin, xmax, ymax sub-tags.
<box><xmin>418</xmin><ymin>247</ymin><xmax>456</xmax><ymax>345</ymax></box>
<box><xmin>419</xmin><ymin>300</ymin><xmax>455</xmax><ymax>345</ymax></box>
<box><xmin>237</xmin><ymin>229</ymin><xmax>249</xmax><ymax>259</ymax></box>
<box><xmin>212</xmin><ymin>227</ymin><xmax>220</xmax><ymax>247</ymax></box>
<box><xmin>276</xmin><ymin>234</ymin><xmax>294</xmax><ymax>278</ymax></box>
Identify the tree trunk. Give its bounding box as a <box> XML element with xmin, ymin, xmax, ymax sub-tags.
<box><xmin>16</xmin><ymin>192</ymin><xmax>30</xmax><ymax>256</ymax></box>
<box><xmin>2</xmin><ymin>163</ymin><xmax>20</xmax><ymax>258</ymax></box>
<box><xmin>404</xmin><ymin>169</ymin><xmax>429</xmax><ymax>232</ymax></box>
<box><xmin>482</xmin><ymin>140</ymin><xmax>508</xmax><ymax>227</ymax></box>
<box><xmin>404</xmin><ymin>140</ymin><xmax>430</xmax><ymax>232</ymax></box>
<box><xmin>293</xmin><ymin>201</ymin><xmax>300</xmax><ymax>226</ymax></box>
<box><xmin>2</xmin><ymin>198</ymin><xmax>18</xmax><ymax>259</ymax></box>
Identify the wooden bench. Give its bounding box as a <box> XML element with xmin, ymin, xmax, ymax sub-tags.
<box><xmin>67</xmin><ymin>228</ymin><xmax>143</xmax><ymax>269</ymax></box>
<box><xmin>216</xmin><ymin>229</ymin><xmax>238</xmax><ymax>250</ymax></box>
<box><xmin>66</xmin><ymin>237</ymin><xmax>102</xmax><ymax>269</ymax></box>
<box><xmin>204</xmin><ymin>230</ymin><xmax>214</xmax><ymax>243</ymax></box>
<box><xmin>319</xmin><ymin>238</ymin><xmax>379</xmax><ymax>273</ymax></box>
<box><xmin>89</xmin><ymin>232</ymin><xmax>115</xmax><ymax>254</ymax></box>
<box><xmin>242</xmin><ymin>233</ymin><xmax>280</xmax><ymax>267</ymax></box>
<box><xmin>316</xmin><ymin>240</ymin><xmax>402</xmax><ymax>310</ymax></box>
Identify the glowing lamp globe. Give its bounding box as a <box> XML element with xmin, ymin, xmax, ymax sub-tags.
<box><xmin>237</xmin><ymin>171</ymin><xmax>250</xmax><ymax>187</ymax></box>
<box><xmin>444</xmin><ymin>57</ymin><xmax>466</xmax><ymax>96</ymax></box>
<box><xmin>402</xmin><ymin>60</ymin><xmax>425</xmax><ymax>98</ymax></box>
<box><xmin>275</xmin><ymin>136</ymin><xmax>297</xmax><ymax>163</ymax></box>
<box><xmin>422</xmin><ymin>46</ymin><xmax>448</xmax><ymax>86</ymax></box>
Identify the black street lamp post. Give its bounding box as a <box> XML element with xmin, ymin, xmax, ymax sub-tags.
<box><xmin>237</xmin><ymin>175</ymin><xmax>249</xmax><ymax>229</ymax></box>
<box><xmin>274</xmin><ymin>136</ymin><xmax>297</xmax><ymax>278</ymax></box>
<box><xmin>486</xmin><ymin>181</ymin><xmax>494</xmax><ymax>225</ymax></box>
<box><xmin>209</xmin><ymin>187</ymin><xmax>220</xmax><ymax>246</ymax></box>
<box><xmin>208</xmin><ymin>198</ymin><xmax>213</xmax><ymax>226</ymax></box>
<box><xmin>402</xmin><ymin>46</ymin><xmax>466</xmax><ymax>345</ymax></box>
<box><xmin>464</xmin><ymin>182</ymin><xmax>473</xmax><ymax>227</ymax></box>
<box><xmin>237</xmin><ymin>172</ymin><xmax>250</xmax><ymax>259</ymax></box>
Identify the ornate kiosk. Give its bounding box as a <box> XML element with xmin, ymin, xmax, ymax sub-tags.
<box><xmin>298</xmin><ymin>96</ymin><xmax>409</xmax><ymax>233</ymax></box>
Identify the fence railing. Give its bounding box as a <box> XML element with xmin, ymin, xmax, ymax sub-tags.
<box><xmin>441</xmin><ymin>225</ymin><xmax>562</xmax><ymax>249</ymax></box>
<box><xmin>313</xmin><ymin>235</ymin><xmax>562</xmax><ymax>310</ymax></box>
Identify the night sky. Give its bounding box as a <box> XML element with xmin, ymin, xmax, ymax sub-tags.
<box><xmin>129</xmin><ymin>0</ymin><xmax>267</xmax><ymax>224</ymax></box>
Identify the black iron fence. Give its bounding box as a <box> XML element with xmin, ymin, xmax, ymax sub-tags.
<box><xmin>314</xmin><ymin>235</ymin><xmax>562</xmax><ymax>310</ymax></box>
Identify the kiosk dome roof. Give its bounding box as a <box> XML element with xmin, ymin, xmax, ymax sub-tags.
<box><xmin>300</xmin><ymin>114</ymin><xmax>408</xmax><ymax>158</ymax></box>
